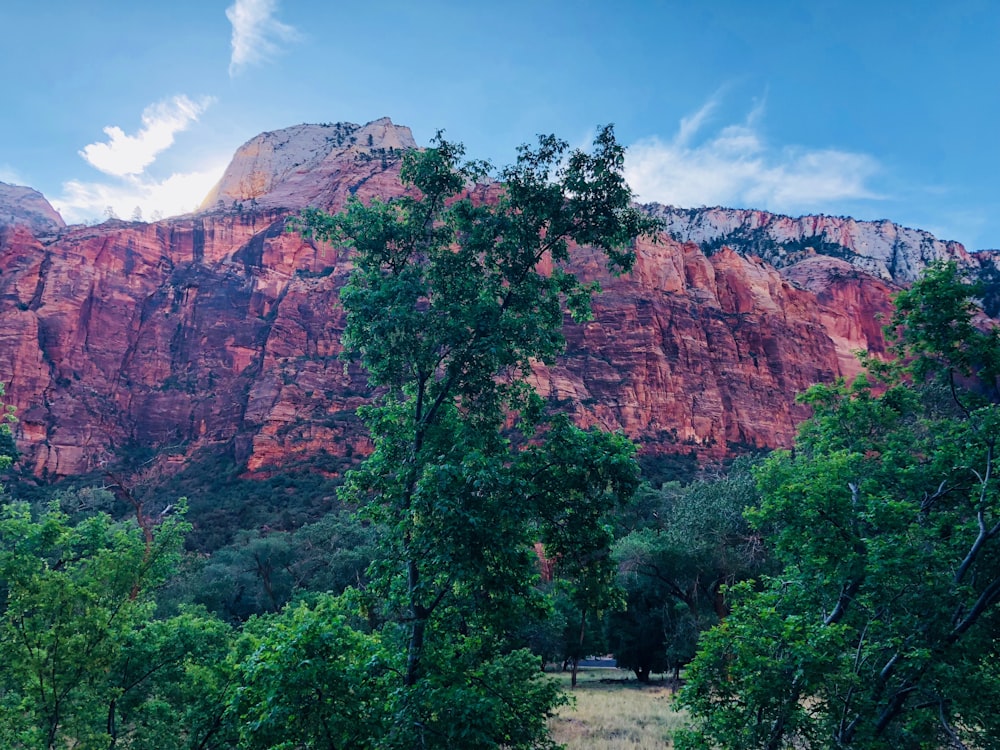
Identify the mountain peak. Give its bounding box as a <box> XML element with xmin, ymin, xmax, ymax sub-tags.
<box><xmin>199</xmin><ymin>118</ymin><xmax>417</xmax><ymax>211</ymax></box>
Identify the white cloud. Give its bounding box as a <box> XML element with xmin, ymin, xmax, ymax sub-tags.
<box><xmin>62</xmin><ymin>95</ymin><xmax>224</xmax><ymax>223</ymax></box>
<box><xmin>80</xmin><ymin>96</ymin><xmax>213</xmax><ymax>178</ymax></box>
<box><xmin>625</xmin><ymin>100</ymin><xmax>881</xmax><ymax>213</ymax></box>
<box><xmin>227</xmin><ymin>0</ymin><xmax>299</xmax><ymax>76</ymax></box>
<box><xmin>53</xmin><ymin>160</ymin><xmax>229</xmax><ymax>225</ymax></box>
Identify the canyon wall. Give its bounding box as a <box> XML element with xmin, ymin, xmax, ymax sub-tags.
<box><xmin>0</xmin><ymin>119</ymin><xmax>944</xmax><ymax>478</ymax></box>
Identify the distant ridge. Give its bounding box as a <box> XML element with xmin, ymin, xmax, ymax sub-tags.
<box><xmin>644</xmin><ymin>204</ymin><xmax>976</xmax><ymax>285</ymax></box>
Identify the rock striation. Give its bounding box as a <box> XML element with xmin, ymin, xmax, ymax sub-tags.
<box><xmin>0</xmin><ymin>118</ymin><xmax>975</xmax><ymax>479</ymax></box>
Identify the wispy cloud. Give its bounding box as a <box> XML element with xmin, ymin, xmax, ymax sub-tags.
<box><xmin>625</xmin><ymin>98</ymin><xmax>881</xmax><ymax>213</ymax></box>
<box><xmin>675</xmin><ymin>98</ymin><xmax>718</xmax><ymax>147</ymax></box>
<box><xmin>227</xmin><ymin>0</ymin><xmax>299</xmax><ymax>76</ymax></box>
<box><xmin>80</xmin><ymin>95</ymin><xmax>214</xmax><ymax>177</ymax></box>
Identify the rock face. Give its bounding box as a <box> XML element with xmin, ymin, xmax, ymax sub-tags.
<box><xmin>647</xmin><ymin>204</ymin><xmax>978</xmax><ymax>284</ymax></box>
<box><xmin>199</xmin><ymin>118</ymin><xmax>417</xmax><ymax>211</ymax></box>
<box><xmin>0</xmin><ymin>118</ymin><xmax>967</xmax><ymax>479</ymax></box>
<box><xmin>531</xmin><ymin>243</ymin><xmax>895</xmax><ymax>461</ymax></box>
<box><xmin>0</xmin><ymin>182</ymin><xmax>65</xmax><ymax>235</ymax></box>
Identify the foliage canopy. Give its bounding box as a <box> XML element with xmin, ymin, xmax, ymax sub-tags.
<box><xmin>679</xmin><ymin>262</ymin><xmax>1000</xmax><ymax>749</ymax></box>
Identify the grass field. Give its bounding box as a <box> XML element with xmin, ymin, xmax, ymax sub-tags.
<box><xmin>548</xmin><ymin>668</ymin><xmax>688</xmax><ymax>749</ymax></box>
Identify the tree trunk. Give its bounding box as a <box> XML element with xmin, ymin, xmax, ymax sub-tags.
<box><xmin>107</xmin><ymin>698</ymin><xmax>118</xmax><ymax>748</ymax></box>
<box><xmin>404</xmin><ymin>558</ymin><xmax>425</xmax><ymax>687</ymax></box>
<box><xmin>571</xmin><ymin>608</ymin><xmax>587</xmax><ymax>688</ymax></box>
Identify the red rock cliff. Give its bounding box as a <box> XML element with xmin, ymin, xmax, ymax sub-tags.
<box><xmin>1</xmin><ymin>120</ymin><xmax>901</xmax><ymax>478</ymax></box>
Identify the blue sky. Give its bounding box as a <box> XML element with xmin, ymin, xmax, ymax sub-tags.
<box><xmin>1</xmin><ymin>1</ymin><xmax>998</xmax><ymax>250</ymax></box>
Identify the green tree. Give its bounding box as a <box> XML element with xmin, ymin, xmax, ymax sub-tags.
<box><xmin>230</xmin><ymin>593</ymin><xmax>391</xmax><ymax>749</ymax></box>
<box><xmin>609</xmin><ymin>461</ymin><xmax>767</xmax><ymax>684</ymax></box>
<box><xmin>0</xmin><ymin>501</ymin><xmax>185</xmax><ymax>747</ymax></box>
<box><xmin>604</xmin><ymin>578</ymin><xmax>670</xmax><ymax>683</ymax></box>
<box><xmin>0</xmin><ymin>490</ymin><xmax>236</xmax><ymax>748</ymax></box>
<box><xmin>170</xmin><ymin>509</ymin><xmax>377</xmax><ymax>623</ymax></box>
<box><xmin>0</xmin><ymin>382</ymin><xmax>15</xmax><ymax>469</ymax></box>
<box><xmin>105</xmin><ymin>607</ymin><xmax>237</xmax><ymax>750</ymax></box>
<box><xmin>678</xmin><ymin>262</ymin><xmax>1000</xmax><ymax>749</ymax></box>
<box><xmin>0</xmin><ymin>387</ymin><xmax>236</xmax><ymax>748</ymax></box>
<box><xmin>298</xmin><ymin>127</ymin><xmax>657</xmax><ymax>748</ymax></box>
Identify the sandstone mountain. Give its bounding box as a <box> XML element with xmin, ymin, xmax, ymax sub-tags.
<box><xmin>0</xmin><ymin>119</ymin><xmax>986</xmax><ymax>479</ymax></box>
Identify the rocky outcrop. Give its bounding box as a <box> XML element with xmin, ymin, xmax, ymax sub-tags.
<box><xmin>199</xmin><ymin>118</ymin><xmax>417</xmax><ymax>212</ymax></box>
<box><xmin>0</xmin><ymin>119</ymin><xmax>950</xmax><ymax>479</ymax></box>
<box><xmin>0</xmin><ymin>182</ymin><xmax>65</xmax><ymax>235</ymax></box>
<box><xmin>646</xmin><ymin>204</ymin><xmax>976</xmax><ymax>284</ymax></box>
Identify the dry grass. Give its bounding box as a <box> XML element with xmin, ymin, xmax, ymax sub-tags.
<box><xmin>547</xmin><ymin>668</ymin><xmax>688</xmax><ymax>749</ymax></box>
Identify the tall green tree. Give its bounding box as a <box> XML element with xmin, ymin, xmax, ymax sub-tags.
<box><xmin>678</xmin><ymin>261</ymin><xmax>1000</xmax><ymax>749</ymax></box>
<box><xmin>298</xmin><ymin>127</ymin><xmax>657</xmax><ymax>748</ymax></box>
